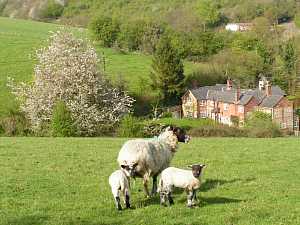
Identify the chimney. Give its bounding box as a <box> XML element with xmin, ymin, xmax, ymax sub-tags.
<box><xmin>227</xmin><ymin>79</ymin><xmax>233</xmax><ymax>91</ymax></box>
<box><xmin>266</xmin><ymin>81</ymin><xmax>272</xmax><ymax>96</ymax></box>
<box><xmin>235</xmin><ymin>86</ymin><xmax>241</xmax><ymax>102</ymax></box>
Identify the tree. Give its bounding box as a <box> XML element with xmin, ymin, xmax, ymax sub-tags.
<box><xmin>197</xmin><ymin>0</ymin><xmax>222</xmax><ymax>30</ymax></box>
<box><xmin>281</xmin><ymin>39</ymin><xmax>298</xmax><ymax>95</ymax></box>
<box><xmin>8</xmin><ymin>30</ymin><xmax>134</xmax><ymax>136</ymax></box>
<box><xmin>89</xmin><ymin>16</ymin><xmax>120</xmax><ymax>47</ymax></box>
<box><xmin>150</xmin><ymin>36</ymin><xmax>184</xmax><ymax>106</ymax></box>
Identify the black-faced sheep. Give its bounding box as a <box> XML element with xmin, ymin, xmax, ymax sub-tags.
<box><xmin>158</xmin><ymin>164</ymin><xmax>206</xmax><ymax>207</ymax></box>
<box><xmin>108</xmin><ymin>169</ymin><xmax>131</xmax><ymax>210</ymax></box>
<box><xmin>117</xmin><ymin>126</ymin><xmax>189</xmax><ymax>197</ymax></box>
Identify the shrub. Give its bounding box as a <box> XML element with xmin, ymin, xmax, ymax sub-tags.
<box><xmin>117</xmin><ymin>115</ymin><xmax>143</xmax><ymax>137</ymax></box>
<box><xmin>245</xmin><ymin>111</ymin><xmax>282</xmax><ymax>138</ymax></box>
<box><xmin>51</xmin><ymin>101</ymin><xmax>76</xmax><ymax>137</ymax></box>
<box><xmin>40</xmin><ymin>0</ymin><xmax>64</xmax><ymax>19</ymax></box>
<box><xmin>89</xmin><ymin>16</ymin><xmax>120</xmax><ymax>47</ymax></box>
<box><xmin>0</xmin><ymin>108</ymin><xmax>30</xmax><ymax>136</ymax></box>
<box><xmin>117</xmin><ymin>20</ymin><xmax>146</xmax><ymax>51</ymax></box>
<box><xmin>189</xmin><ymin>124</ymin><xmax>247</xmax><ymax>137</ymax></box>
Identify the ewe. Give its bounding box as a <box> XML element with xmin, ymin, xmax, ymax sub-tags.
<box><xmin>159</xmin><ymin>164</ymin><xmax>206</xmax><ymax>207</ymax></box>
<box><xmin>117</xmin><ymin>126</ymin><xmax>189</xmax><ymax>197</ymax></box>
<box><xmin>109</xmin><ymin>169</ymin><xmax>131</xmax><ymax>210</ymax></box>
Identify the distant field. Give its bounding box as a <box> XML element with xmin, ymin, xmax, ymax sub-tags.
<box><xmin>0</xmin><ymin>17</ymin><xmax>199</xmax><ymax>116</ymax></box>
<box><xmin>1</xmin><ymin>137</ymin><xmax>299</xmax><ymax>225</ymax></box>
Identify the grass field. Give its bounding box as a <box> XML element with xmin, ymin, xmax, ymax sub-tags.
<box><xmin>0</xmin><ymin>17</ymin><xmax>199</xmax><ymax>116</ymax></box>
<box><xmin>1</xmin><ymin>137</ymin><xmax>300</xmax><ymax>225</ymax></box>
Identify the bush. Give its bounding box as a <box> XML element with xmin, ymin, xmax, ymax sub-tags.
<box><xmin>40</xmin><ymin>0</ymin><xmax>64</xmax><ymax>19</ymax></box>
<box><xmin>189</xmin><ymin>124</ymin><xmax>247</xmax><ymax>137</ymax></box>
<box><xmin>117</xmin><ymin>115</ymin><xmax>143</xmax><ymax>137</ymax></box>
<box><xmin>0</xmin><ymin>108</ymin><xmax>30</xmax><ymax>136</ymax></box>
<box><xmin>51</xmin><ymin>101</ymin><xmax>76</xmax><ymax>137</ymax></box>
<box><xmin>245</xmin><ymin>111</ymin><xmax>282</xmax><ymax>138</ymax></box>
<box><xmin>89</xmin><ymin>16</ymin><xmax>120</xmax><ymax>47</ymax></box>
<box><xmin>117</xmin><ymin>20</ymin><xmax>146</xmax><ymax>51</ymax></box>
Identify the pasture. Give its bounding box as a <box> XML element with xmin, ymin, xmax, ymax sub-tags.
<box><xmin>0</xmin><ymin>17</ymin><xmax>199</xmax><ymax>116</ymax></box>
<box><xmin>1</xmin><ymin>137</ymin><xmax>299</xmax><ymax>225</ymax></box>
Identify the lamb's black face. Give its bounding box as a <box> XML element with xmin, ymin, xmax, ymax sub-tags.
<box><xmin>190</xmin><ymin>164</ymin><xmax>206</xmax><ymax>178</ymax></box>
<box><xmin>171</xmin><ymin>127</ymin><xmax>190</xmax><ymax>143</ymax></box>
<box><xmin>121</xmin><ymin>163</ymin><xmax>138</xmax><ymax>177</ymax></box>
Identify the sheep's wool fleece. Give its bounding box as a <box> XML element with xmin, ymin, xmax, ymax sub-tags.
<box><xmin>161</xmin><ymin>167</ymin><xmax>201</xmax><ymax>191</ymax></box>
<box><xmin>109</xmin><ymin>170</ymin><xmax>129</xmax><ymax>192</ymax></box>
<box><xmin>117</xmin><ymin>130</ymin><xmax>178</xmax><ymax>176</ymax></box>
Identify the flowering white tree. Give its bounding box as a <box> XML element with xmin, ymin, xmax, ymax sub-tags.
<box><xmin>8</xmin><ymin>30</ymin><xmax>134</xmax><ymax>136</ymax></box>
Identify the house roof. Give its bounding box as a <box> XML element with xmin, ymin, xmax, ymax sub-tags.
<box><xmin>187</xmin><ymin>84</ymin><xmax>286</xmax><ymax>107</ymax></box>
<box><xmin>260</xmin><ymin>95</ymin><xmax>283</xmax><ymax>108</ymax></box>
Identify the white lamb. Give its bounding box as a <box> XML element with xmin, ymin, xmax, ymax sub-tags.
<box><xmin>159</xmin><ymin>164</ymin><xmax>206</xmax><ymax>207</ymax></box>
<box><xmin>117</xmin><ymin>126</ymin><xmax>189</xmax><ymax>197</ymax></box>
<box><xmin>108</xmin><ymin>169</ymin><xmax>131</xmax><ymax>210</ymax></box>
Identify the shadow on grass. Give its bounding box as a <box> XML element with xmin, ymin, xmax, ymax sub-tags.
<box><xmin>200</xmin><ymin>178</ymin><xmax>255</xmax><ymax>192</ymax></box>
<box><xmin>177</xmin><ymin>195</ymin><xmax>243</xmax><ymax>207</ymax></box>
<box><xmin>6</xmin><ymin>215</ymin><xmax>49</xmax><ymax>225</ymax></box>
<box><xmin>135</xmin><ymin>194</ymin><xmax>161</xmax><ymax>208</ymax></box>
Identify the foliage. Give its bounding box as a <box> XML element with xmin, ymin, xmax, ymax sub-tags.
<box><xmin>197</xmin><ymin>0</ymin><xmax>222</xmax><ymax>28</ymax></box>
<box><xmin>0</xmin><ymin>108</ymin><xmax>30</xmax><ymax>136</ymax></box>
<box><xmin>185</xmin><ymin>69</ymin><xmax>226</xmax><ymax>88</ymax></box>
<box><xmin>150</xmin><ymin>35</ymin><xmax>185</xmax><ymax>106</ymax></box>
<box><xmin>245</xmin><ymin>111</ymin><xmax>282</xmax><ymax>138</ymax></box>
<box><xmin>116</xmin><ymin>114</ymin><xmax>143</xmax><ymax>137</ymax></box>
<box><xmin>51</xmin><ymin>101</ymin><xmax>76</xmax><ymax>137</ymax></box>
<box><xmin>189</xmin><ymin>124</ymin><xmax>246</xmax><ymax>137</ymax></box>
<box><xmin>40</xmin><ymin>0</ymin><xmax>64</xmax><ymax>19</ymax></box>
<box><xmin>89</xmin><ymin>16</ymin><xmax>120</xmax><ymax>47</ymax></box>
<box><xmin>8</xmin><ymin>30</ymin><xmax>134</xmax><ymax>136</ymax></box>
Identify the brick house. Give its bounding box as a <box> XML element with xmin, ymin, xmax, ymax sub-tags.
<box><xmin>182</xmin><ymin>78</ymin><xmax>294</xmax><ymax>130</ymax></box>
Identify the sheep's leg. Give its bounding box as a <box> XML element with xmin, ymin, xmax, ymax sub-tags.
<box><xmin>112</xmin><ymin>189</ymin><xmax>122</xmax><ymax>210</ymax></box>
<box><xmin>167</xmin><ymin>192</ymin><xmax>174</xmax><ymax>205</ymax></box>
<box><xmin>160</xmin><ymin>191</ymin><xmax>167</xmax><ymax>206</ymax></box>
<box><xmin>151</xmin><ymin>175</ymin><xmax>158</xmax><ymax>196</ymax></box>
<box><xmin>192</xmin><ymin>191</ymin><xmax>197</xmax><ymax>206</ymax></box>
<box><xmin>187</xmin><ymin>190</ymin><xmax>194</xmax><ymax>208</ymax></box>
<box><xmin>143</xmin><ymin>175</ymin><xmax>150</xmax><ymax>197</ymax></box>
<box><xmin>124</xmin><ymin>189</ymin><xmax>131</xmax><ymax>209</ymax></box>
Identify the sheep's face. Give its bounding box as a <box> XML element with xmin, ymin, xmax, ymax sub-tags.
<box><xmin>170</xmin><ymin>126</ymin><xmax>190</xmax><ymax>143</ymax></box>
<box><xmin>188</xmin><ymin>164</ymin><xmax>206</xmax><ymax>178</ymax></box>
<box><xmin>121</xmin><ymin>163</ymin><xmax>138</xmax><ymax>177</ymax></box>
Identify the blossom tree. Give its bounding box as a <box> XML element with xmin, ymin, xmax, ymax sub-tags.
<box><xmin>8</xmin><ymin>30</ymin><xmax>134</xmax><ymax>136</ymax></box>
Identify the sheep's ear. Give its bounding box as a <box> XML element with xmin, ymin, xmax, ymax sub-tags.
<box><xmin>187</xmin><ymin>165</ymin><xmax>193</xmax><ymax>168</ymax></box>
<box><xmin>201</xmin><ymin>164</ymin><xmax>206</xmax><ymax>168</ymax></box>
<box><xmin>121</xmin><ymin>165</ymin><xmax>126</xmax><ymax>169</ymax></box>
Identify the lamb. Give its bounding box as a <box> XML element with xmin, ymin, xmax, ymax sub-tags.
<box><xmin>108</xmin><ymin>169</ymin><xmax>131</xmax><ymax>210</ymax></box>
<box><xmin>117</xmin><ymin>126</ymin><xmax>189</xmax><ymax>197</ymax></box>
<box><xmin>158</xmin><ymin>164</ymin><xmax>206</xmax><ymax>207</ymax></box>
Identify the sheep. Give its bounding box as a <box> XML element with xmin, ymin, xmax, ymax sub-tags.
<box><xmin>158</xmin><ymin>164</ymin><xmax>206</xmax><ymax>207</ymax></box>
<box><xmin>117</xmin><ymin>126</ymin><xmax>189</xmax><ymax>197</ymax></box>
<box><xmin>108</xmin><ymin>169</ymin><xmax>131</xmax><ymax>210</ymax></box>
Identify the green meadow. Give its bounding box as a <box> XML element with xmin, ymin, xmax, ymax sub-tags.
<box><xmin>1</xmin><ymin>137</ymin><xmax>299</xmax><ymax>225</ymax></box>
<box><xmin>0</xmin><ymin>17</ymin><xmax>198</xmax><ymax>116</ymax></box>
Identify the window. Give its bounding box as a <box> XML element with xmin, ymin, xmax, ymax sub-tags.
<box><xmin>238</xmin><ymin>106</ymin><xmax>244</xmax><ymax>113</ymax></box>
<box><xmin>224</xmin><ymin>103</ymin><xmax>229</xmax><ymax>111</ymax></box>
<box><xmin>199</xmin><ymin>112</ymin><xmax>207</xmax><ymax>118</ymax></box>
<box><xmin>200</xmin><ymin>100</ymin><xmax>206</xmax><ymax>106</ymax></box>
<box><xmin>280</xmin><ymin>122</ymin><xmax>287</xmax><ymax>129</ymax></box>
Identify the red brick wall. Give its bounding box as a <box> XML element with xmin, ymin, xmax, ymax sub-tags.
<box><xmin>273</xmin><ymin>98</ymin><xmax>294</xmax><ymax>130</ymax></box>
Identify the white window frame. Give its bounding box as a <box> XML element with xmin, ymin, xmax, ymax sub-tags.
<box><xmin>224</xmin><ymin>103</ymin><xmax>229</xmax><ymax>111</ymax></box>
<box><xmin>238</xmin><ymin>106</ymin><xmax>244</xmax><ymax>113</ymax></box>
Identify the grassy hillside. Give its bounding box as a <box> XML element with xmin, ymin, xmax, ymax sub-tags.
<box><xmin>0</xmin><ymin>17</ymin><xmax>198</xmax><ymax>116</ymax></box>
<box><xmin>1</xmin><ymin>137</ymin><xmax>299</xmax><ymax>225</ymax></box>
